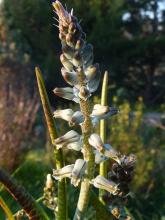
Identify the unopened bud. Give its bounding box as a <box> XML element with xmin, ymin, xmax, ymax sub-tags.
<box><xmin>72</xmin><ymin>51</ymin><xmax>82</xmax><ymax>67</ymax></box>
<box><xmin>62</xmin><ymin>45</ymin><xmax>75</xmax><ymax>60</ymax></box>
<box><xmin>78</xmin><ymin>86</ymin><xmax>91</xmax><ymax>101</ymax></box>
<box><xmin>60</xmin><ymin>54</ymin><xmax>73</xmax><ymax>72</ymax></box>
<box><xmin>46</xmin><ymin>174</ymin><xmax>54</xmax><ymax>189</ymax></box>
<box><xmin>75</xmin><ymin>39</ymin><xmax>85</xmax><ymax>50</ymax></box>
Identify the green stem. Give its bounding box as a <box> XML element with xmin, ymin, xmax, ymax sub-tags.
<box><xmin>35</xmin><ymin>67</ymin><xmax>67</xmax><ymax>220</ymax></box>
<box><xmin>0</xmin><ymin>195</ymin><xmax>15</xmax><ymax>220</ymax></box>
<box><xmin>99</xmin><ymin>71</ymin><xmax>109</xmax><ymax>203</ymax></box>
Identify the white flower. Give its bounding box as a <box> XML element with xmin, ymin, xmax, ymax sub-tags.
<box><xmin>60</xmin><ymin>54</ymin><xmax>73</xmax><ymax>72</ymax></box>
<box><xmin>91</xmin><ymin>104</ymin><xmax>110</xmax><ymax>116</ymax></box>
<box><xmin>88</xmin><ymin>133</ymin><xmax>104</xmax><ymax>151</ymax></box>
<box><xmin>86</xmin><ymin>63</ymin><xmax>101</xmax><ymax>93</ymax></box>
<box><xmin>91</xmin><ymin>105</ymin><xmax>118</xmax><ymax>125</ymax></box>
<box><xmin>89</xmin><ymin>134</ymin><xmax>120</xmax><ymax>164</ymax></box>
<box><xmin>92</xmin><ymin>175</ymin><xmax>119</xmax><ymax>195</ymax></box>
<box><xmin>61</xmin><ymin>67</ymin><xmax>79</xmax><ymax>87</ymax></box>
<box><xmin>53</xmin><ymin>87</ymin><xmax>79</xmax><ymax>103</ymax></box>
<box><xmin>69</xmin><ymin>111</ymin><xmax>84</xmax><ymax>126</ymax></box>
<box><xmin>71</xmin><ymin>159</ymin><xmax>87</xmax><ymax>187</ymax></box>
<box><xmin>54</xmin><ymin>130</ymin><xmax>81</xmax><ymax>149</ymax></box>
<box><xmin>53</xmin><ymin>164</ymin><xmax>74</xmax><ymax>180</ymax></box>
<box><xmin>53</xmin><ymin>109</ymin><xmax>74</xmax><ymax>121</ymax></box>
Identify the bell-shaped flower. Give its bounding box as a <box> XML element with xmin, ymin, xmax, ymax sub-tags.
<box><xmin>89</xmin><ymin>134</ymin><xmax>120</xmax><ymax>164</ymax></box>
<box><xmin>94</xmin><ymin>150</ymin><xmax>108</xmax><ymax>164</ymax></box>
<box><xmin>53</xmin><ymin>109</ymin><xmax>74</xmax><ymax>122</ymax></box>
<box><xmin>71</xmin><ymin>159</ymin><xmax>87</xmax><ymax>187</ymax></box>
<box><xmin>91</xmin><ymin>104</ymin><xmax>118</xmax><ymax>125</ymax></box>
<box><xmin>88</xmin><ymin>133</ymin><xmax>104</xmax><ymax>152</ymax></box>
<box><xmin>53</xmin><ymin>164</ymin><xmax>74</xmax><ymax>180</ymax></box>
<box><xmin>61</xmin><ymin>67</ymin><xmax>79</xmax><ymax>87</ymax></box>
<box><xmin>54</xmin><ymin>130</ymin><xmax>81</xmax><ymax>149</ymax></box>
<box><xmin>69</xmin><ymin>111</ymin><xmax>84</xmax><ymax>126</ymax></box>
<box><xmin>92</xmin><ymin>175</ymin><xmax>119</xmax><ymax>195</ymax></box>
<box><xmin>53</xmin><ymin>87</ymin><xmax>79</xmax><ymax>103</ymax></box>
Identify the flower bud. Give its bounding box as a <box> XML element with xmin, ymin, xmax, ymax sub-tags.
<box><xmin>45</xmin><ymin>174</ymin><xmax>54</xmax><ymax>189</ymax></box>
<box><xmin>71</xmin><ymin>159</ymin><xmax>87</xmax><ymax>186</ymax></box>
<box><xmin>75</xmin><ymin>39</ymin><xmax>85</xmax><ymax>50</ymax></box>
<box><xmin>66</xmin><ymin>33</ymin><xmax>75</xmax><ymax>47</ymax></box>
<box><xmin>60</xmin><ymin>54</ymin><xmax>73</xmax><ymax>72</ymax></box>
<box><xmin>69</xmin><ymin>111</ymin><xmax>84</xmax><ymax>126</ymax></box>
<box><xmin>78</xmin><ymin>86</ymin><xmax>91</xmax><ymax>101</ymax></box>
<box><xmin>62</xmin><ymin>45</ymin><xmax>75</xmax><ymax>60</ymax></box>
<box><xmin>53</xmin><ymin>87</ymin><xmax>74</xmax><ymax>100</ymax></box>
<box><xmin>91</xmin><ymin>104</ymin><xmax>109</xmax><ymax>116</ymax></box>
<box><xmin>54</xmin><ymin>130</ymin><xmax>81</xmax><ymax>149</ymax></box>
<box><xmin>61</xmin><ymin>68</ymin><xmax>79</xmax><ymax>86</ymax></box>
<box><xmin>53</xmin><ymin>164</ymin><xmax>74</xmax><ymax>180</ymax></box>
<box><xmin>53</xmin><ymin>109</ymin><xmax>74</xmax><ymax>121</ymax></box>
<box><xmin>85</xmin><ymin>64</ymin><xmax>99</xmax><ymax>81</ymax></box>
<box><xmin>87</xmin><ymin>64</ymin><xmax>101</xmax><ymax>93</ymax></box>
<box><xmin>68</xmin><ymin>22</ymin><xmax>77</xmax><ymax>34</ymax></box>
<box><xmin>72</xmin><ymin>51</ymin><xmax>83</xmax><ymax>67</ymax></box>
<box><xmin>92</xmin><ymin>175</ymin><xmax>119</xmax><ymax>195</ymax></box>
<box><xmin>52</xmin><ymin>1</ymin><xmax>70</xmax><ymax>22</ymax></box>
<box><xmin>88</xmin><ymin>134</ymin><xmax>104</xmax><ymax>151</ymax></box>
<box><xmin>91</xmin><ymin>106</ymin><xmax>119</xmax><ymax>125</ymax></box>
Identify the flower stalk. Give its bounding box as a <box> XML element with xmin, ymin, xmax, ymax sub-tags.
<box><xmin>35</xmin><ymin>67</ymin><xmax>67</xmax><ymax>220</ymax></box>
